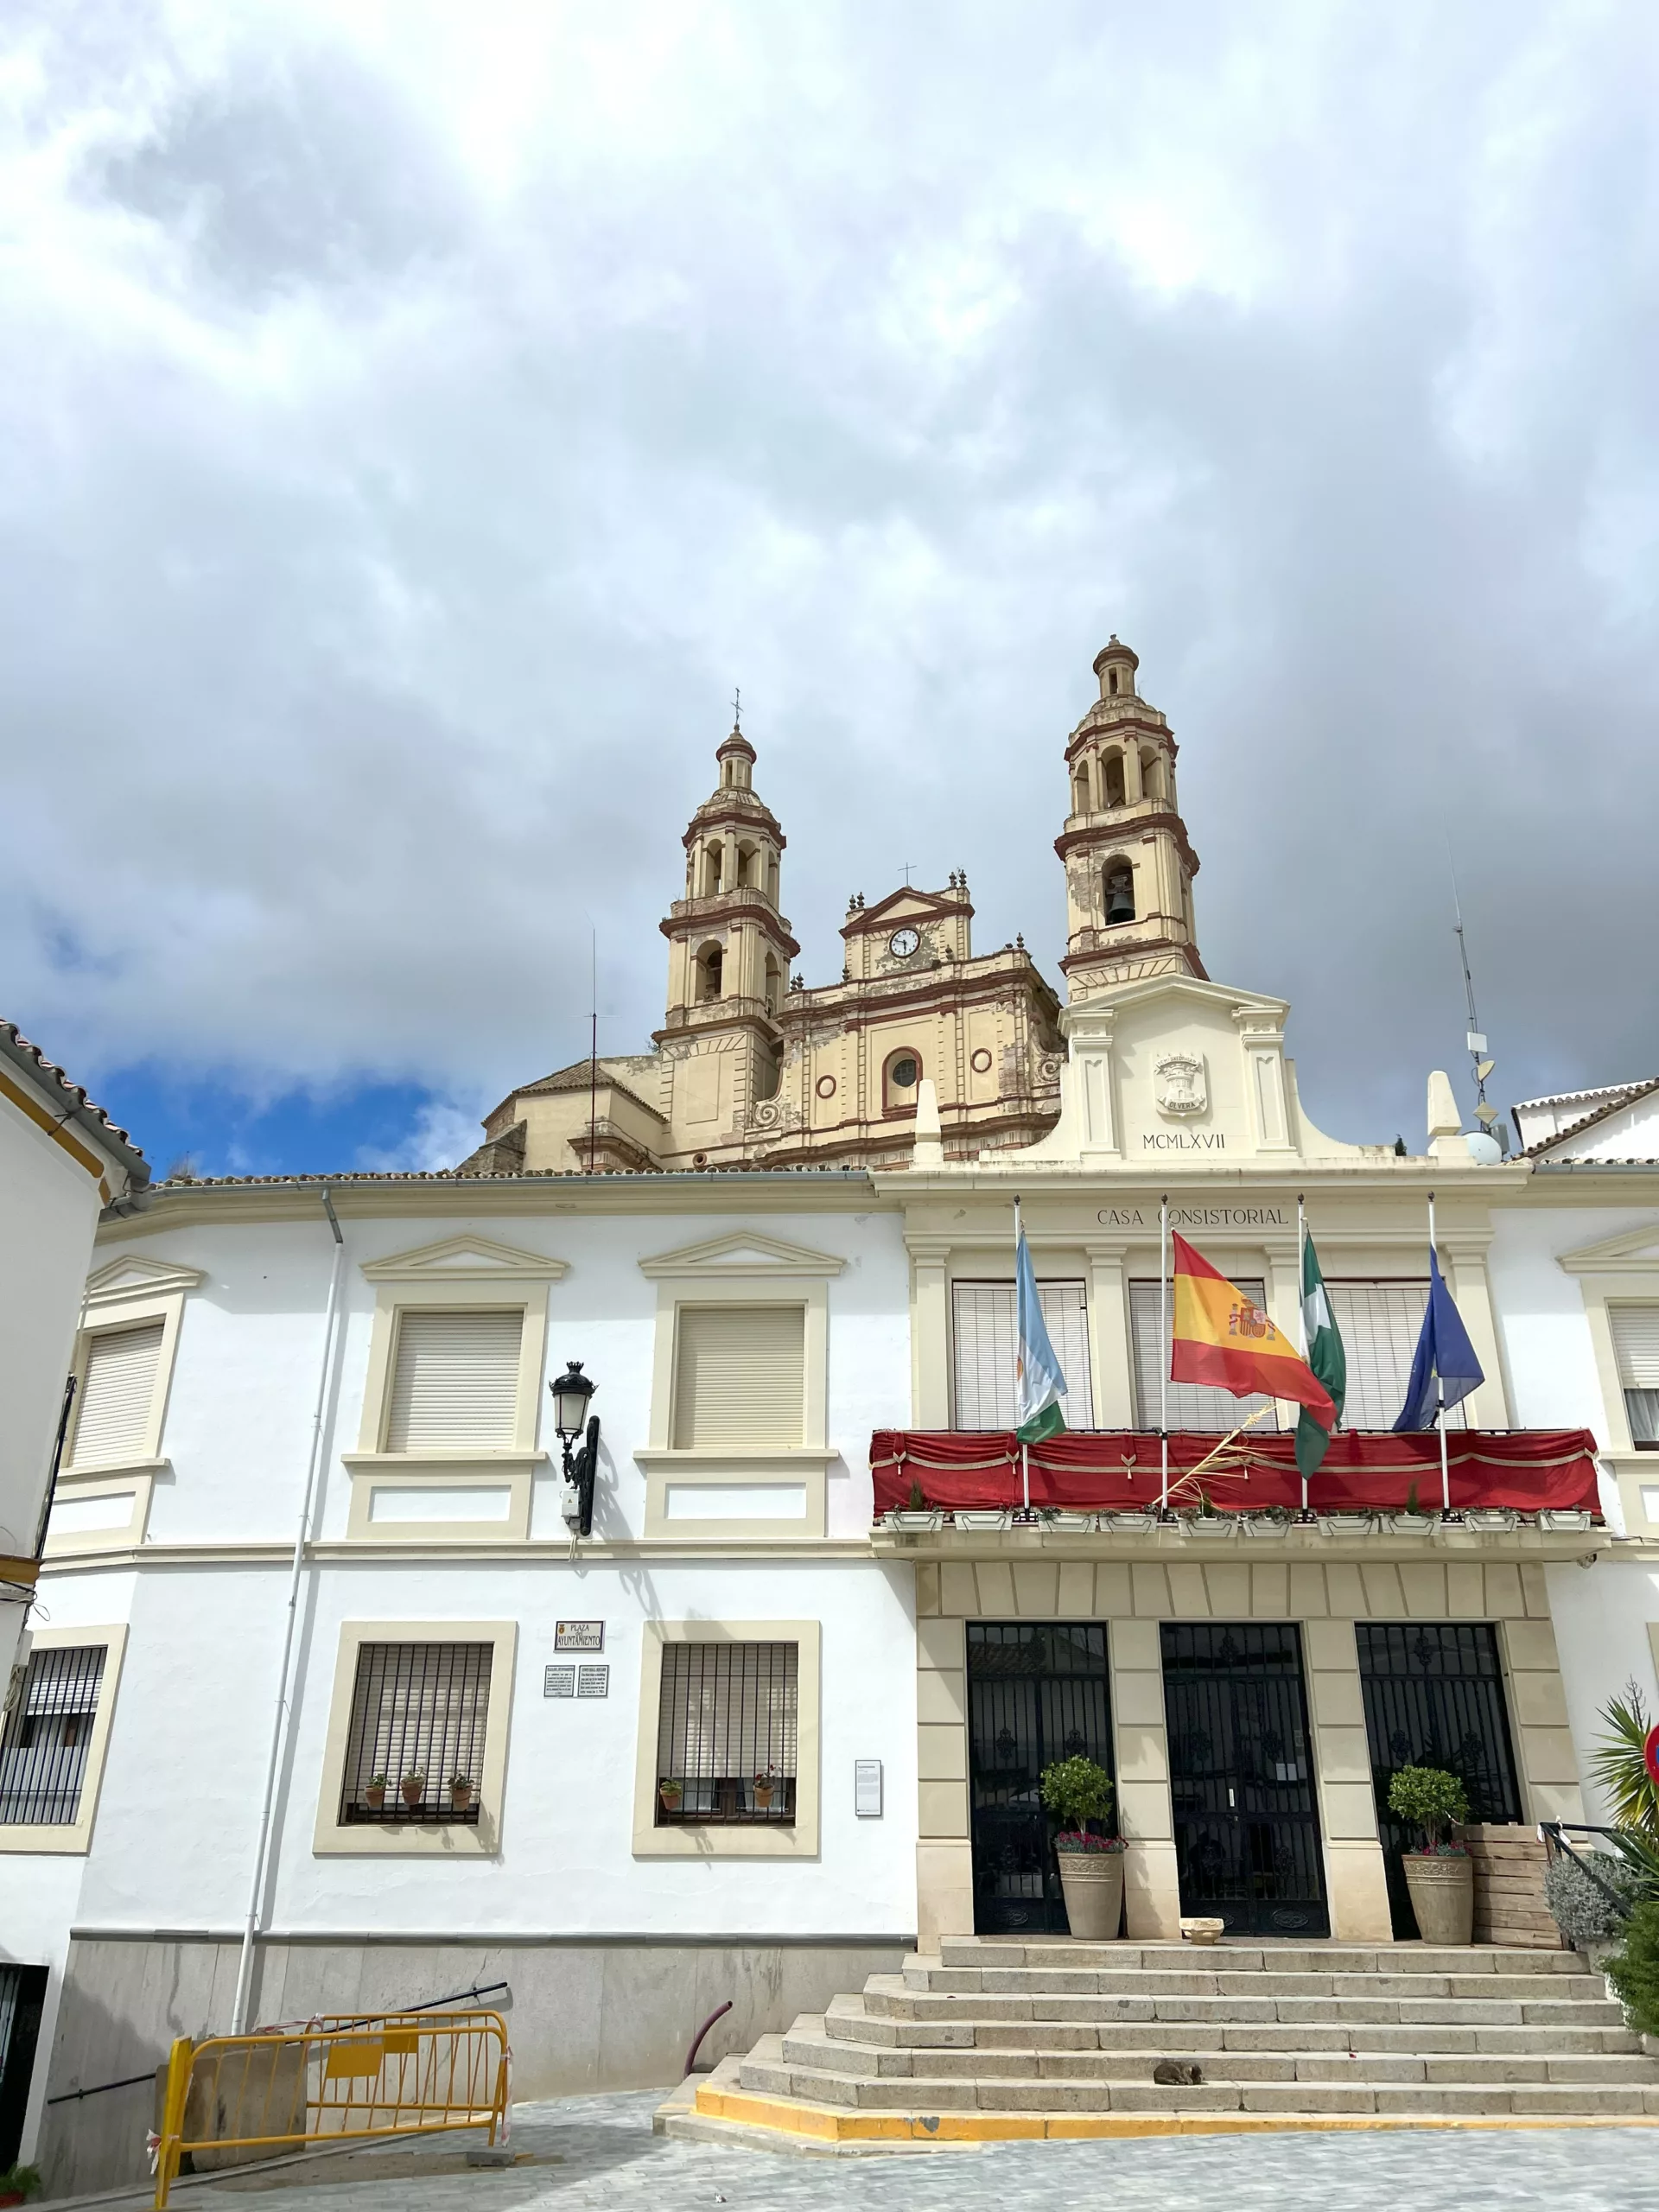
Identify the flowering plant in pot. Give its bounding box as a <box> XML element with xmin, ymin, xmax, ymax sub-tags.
<box><xmin>1388</xmin><ymin>1764</ymin><xmax>1472</xmax><ymax>1943</ymax></box>
<box><xmin>448</xmin><ymin>1772</ymin><xmax>474</xmax><ymax>1813</ymax></box>
<box><xmin>658</xmin><ymin>1776</ymin><xmax>684</xmax><ymax>1815</ymax></box>
<box><xmin>399</xmin><ymin>1769</ymin><xmax>427</xmax><ymax>1809</ymax></box>
<box><xmin>1039</xmin><ymin>1756</ymin><xmax>1126</xmax><ymax>1939</ymax></box>
<box><xmin>364</xmin><ymin>1774</ymin><xmax>389</xmax><ymax>1812</ymax></box>
<box><xmin>752</xmin><ymin>1765</ymin><xmax>778</xmax><ymax>1811</ymax></box>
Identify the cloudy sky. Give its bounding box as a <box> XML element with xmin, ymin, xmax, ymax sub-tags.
<box><xmin>4</xmin><ymin>2</ymin><xmax>1656</xmax><ymax>1178</ymax></box>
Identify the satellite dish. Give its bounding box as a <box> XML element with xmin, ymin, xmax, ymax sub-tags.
<box><xmin>1476</xmin><ymin>1058</ymin><xmax>1497</xmax><ymax>1082</ymax></box>
<box><xmin>1464</xmin><ymin>1129</ymin><xmax>1502</xmax><ymax>1166</ymax></box>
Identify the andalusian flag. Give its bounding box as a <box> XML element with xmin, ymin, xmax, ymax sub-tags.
<box><xmin>1014</xmin><ymin>1219</ymin><xmax>1067</xmax><ymax>1443</ymax></box>
<box><xmin>1295</xmin><ymin>1233</ymin><xmax>1347</xmax><ymax>1477</ymax></box>
<box><xmin>1170</xmin><ymin>1233</ymin><xmax>1336</xmax><ymax>1427</ymax></box>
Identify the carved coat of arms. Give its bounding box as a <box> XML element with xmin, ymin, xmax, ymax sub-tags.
<box><xmin>1154</xmin><ymin>1051</ymin><xmax>1207</xmax><ymax>1117</ymax></box>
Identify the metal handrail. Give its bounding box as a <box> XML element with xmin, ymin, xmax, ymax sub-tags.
<box><xmin>1539</xmin><ymin>1819</ymin><xmax>1646</xmax><ymax>1915</ymax></box>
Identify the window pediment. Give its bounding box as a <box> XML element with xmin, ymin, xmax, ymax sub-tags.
<box><xmin>1557</xmin><ymin>1228</ymin><xmax>1659</xmax><ymax>1277</ymax></box>
<box><xmin>361</xmin><ymin>1235</ymin><xmax>569</xmax><ymax>1282</ymax></box>
<box><xmin>639</xmin><ymin>1230</ymin><xmax>847</xmax><ymax>1279</ymax></box>
<box><xmin>84</xmin><ymin>1255</ymin><xmax>205</xmax><ymax>1310</ymax></box>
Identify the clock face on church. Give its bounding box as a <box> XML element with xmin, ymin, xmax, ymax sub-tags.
<box><xmin>888</xmin><ymin>927</ymin><xmax>921</xmax><ymax>959</ymax></box>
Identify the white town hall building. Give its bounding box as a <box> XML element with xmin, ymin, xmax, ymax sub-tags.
<box><xmin>6</xmin><ymin>643</ymin><xmax>1659</xmax><ymax>2186</ymax></box>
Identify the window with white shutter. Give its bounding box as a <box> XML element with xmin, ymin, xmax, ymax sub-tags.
<box><xmin>0</xmin><ymin>1645</ymin><xmax>107</xmax><ymax>1826</ymax></box>
<box><xmin>671</xmin><ymin>1306</ymin><xmax>805</xmax><ymax>1449</ymax></box>
<box><xmin>70</xmin><ymin>1322</ymin><xmax>164</xmax><ymax>1467</ymax></box>
<box><xmin>655</xmin><ymin>1641</ymin><xmax>797</xmax><ymax>1824</ymax></box>
<box><xmin>1610</xmin><ymin>1306</ymin><xmax>1659</xmax><ymax>1447</ymax></box>
<box><xmin>951</xmin><ymin>1282</ymin><xmax>1093</xmax><ymax>1429</ymax></box>
<box><xmin>384</xmin><ymin>1309</ymin><xmax>523</xmax><ymax>1451</ymax></box>
<box><xmin>1325</xmin><ymin>1282</ymin><xmax>1466</xmax><ymax>1432</ymax></box>
<box><xmin>1128</xmin><ymin>1279</ymin><xmax>1279</xmax><ymax>1432</ymax></box>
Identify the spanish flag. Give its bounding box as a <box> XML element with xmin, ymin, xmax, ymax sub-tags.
<box><xmin>1170</xmin><ymin>1233</ymin><xmax>1336</xmax><ymax>1425</ymax></box>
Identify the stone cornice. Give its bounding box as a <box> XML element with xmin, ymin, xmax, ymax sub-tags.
<box><xmin>1054</xmin><ymin>810</ymin><xmax>1201</xmax><ymax>877</ymax></box>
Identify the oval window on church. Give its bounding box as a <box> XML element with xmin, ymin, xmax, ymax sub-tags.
<box><xmin>970</xmin><ymin>1048</ymin><xmax>993</xmax><ymax>1075</ymax></box>
<box><xmin>884</xmin><ymin>1051</ymin><xmax>922</xmax><ymax>1114</ymax></box>
<box><xmin>816</xmin><ymin>1075</ymin><xmax>837</xmax><ymax>1100</ymax></box>
<box><xmin>890</xmin><ymin>1057</ymin><xmax>918</xmax><ymax>1088</ymax></box>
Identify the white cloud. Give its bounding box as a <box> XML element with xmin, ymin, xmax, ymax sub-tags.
<box><xmin>2</xmin><ymin>0</ymin><xmax>1656</xmax><ymax>1156</ymax></box>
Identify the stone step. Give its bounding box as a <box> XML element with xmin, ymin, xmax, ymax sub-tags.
<box><xmin>738</xmin><ymin>2055</ymin><xmax>1659</xmax><ymax>2118</ymax></box>
<box><xmin>935</xmin><ymin>1939</ymin><xmax>1582</xmax><ymax>1976</ymax></box>
<box><xmin>874</xmin><ymin>1991</ymin><xmax>1624</xmax><ymax>2030</ymax></box>
<box><xmin>915</xmin><ymin>1967</ymin><xmax>1607</xmax><ymax>2001</ymax></box>
<box><xmin>780</xmin><ymin>2024</ymin><xmax>1659</xmax><ymax>2088</ymax></box>
<box><xmin>831</xmin><ymin>1996</ymin><xmax>1639</xmax><ymax>2056</ymax></box>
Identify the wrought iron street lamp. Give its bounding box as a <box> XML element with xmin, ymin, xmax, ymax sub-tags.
<box><xmin>549</xmin><ymin>1360</ymin><xmax>600</xmax><ymax>1537</ymax></box>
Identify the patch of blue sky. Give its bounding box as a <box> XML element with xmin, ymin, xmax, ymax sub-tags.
<box><xmin>88</xmin><ymin>1066</ymin><xmax>470</xmax><ymax>1181</ymax></box>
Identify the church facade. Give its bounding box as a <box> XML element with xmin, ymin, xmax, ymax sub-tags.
<box><xmin>463</xmin><ymin>635</ymin><xmax>1220</xmax><ymax>1178</ymax></box>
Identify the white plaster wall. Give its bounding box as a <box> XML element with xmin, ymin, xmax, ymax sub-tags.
<box><xmin>48</xmin><ymin>1554</ymin><xmax>918</xmax><ymax>1946</ymax></box>
<box><xmin>1486</xmin><ymin>1205</ymin><xmax>1659</xmax><ymax>1438</ymax></box>
<box><xmin>0</xmin><ymin>1095</ymin><xmax>108</xmax><ymax>1671</ymax></box>
<box><xmin>1546</xmin><ymin>1556</ymin><xmax>1659</xmax><ymax>1824</ymax></box>
<box><xmin>117</xmin><ymin>1205</ymin><xmax>911</xmax><ymax>1548</ymax></box>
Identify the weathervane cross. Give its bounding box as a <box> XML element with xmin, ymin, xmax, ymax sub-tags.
<box><xmin>732</xmin><ymin>686</ymin><xmax>741</xmax><ymax>730</ymax></box>
<box><xmin>901</xmin><ymin>861</ymin><xmax>915</xmax><ymax>887</ymax></box>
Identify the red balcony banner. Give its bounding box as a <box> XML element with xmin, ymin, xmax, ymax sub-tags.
<box><xmin>869</xmin><ymin>1428</ymin><xmax>1601</xmax><ymax>1516</ymax></box>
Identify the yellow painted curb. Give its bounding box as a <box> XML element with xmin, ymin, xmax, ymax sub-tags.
<box><xmin>694</xmin><ymin>2083</ymin><xmax>1659</xmax><ymax>2145</ymax></box>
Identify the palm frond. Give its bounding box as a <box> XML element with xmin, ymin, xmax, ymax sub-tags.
<box><xmin>1586</xmin><ymin>1682</ymin><xmax>1659</xmax><ymax>1837</ymax></box>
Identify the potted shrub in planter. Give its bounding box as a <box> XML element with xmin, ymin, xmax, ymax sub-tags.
<box><xmin>399</xmin><ymin>1769</ymin><xmax>427</xmax><ymax>1810</ymax></box>
<box><xmin>751</xmin><ymin>1765</ymin><xmax>778</xmax><ymax>1812</ymax></box>
<box><xmin>1039</xmin><ymin>1755</ymin><xmax>1126</xmax><ymax>1939</ymax></box>
<box><xmin>890</xmin><ymin>1478</ymin><xmax>940</xmax><ymax>1532</ymax></box>
<box><xmin>448</xmin><ymin>1772</ymin><xmax>474</xmax><ymax>1814</ymax></box>
<box><xmin>1242</xmin><ymin>1505</ymin><xmax>1293</xmax><ymax>1541</ymax></box>
<box><xmin>1388</xmin><ymin>1764</ymin><xmax>1472</xmax><ymax>1943</ymax></box>
<box><xmin>364</xmin><ymin>1774</ymin><xmax>389</xmax><ymax>1813</ymax></box>
<box><xmin>658</xmin><ymin>1776</ymin><xmax>684</xmax><ymax>1817</ymax></box>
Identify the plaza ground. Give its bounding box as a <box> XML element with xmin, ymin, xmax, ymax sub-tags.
<box><xmin>66</xmin><ymin>2089</ymin><xmax>1659</xmax><ymax>2212</ymax></box>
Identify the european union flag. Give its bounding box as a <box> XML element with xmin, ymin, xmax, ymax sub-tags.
<box><xmin>1392</xmin><ymin>1249</ymin><xmax>1484</xmax><ymax>1431</ymax></box>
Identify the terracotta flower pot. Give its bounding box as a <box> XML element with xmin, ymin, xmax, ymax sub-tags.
<box><xmin>753</xmin><ymin>1783</ymin><xmax>775</xmax><ymax>1810</ymax></box>
<box><xmin>659</xmin><ymin>1786</ymin><xmax>683</xmax><ymax>1815</ymax></box>
<box><xmin>1402</xmin><ymin>1852</ymin><xmax>1474</xmax><ymax>1945</ymax></box>
<box><xmin>450</xmin><ymin>1783</ymin><xmax>473</xmax><ymax>1813</ymax></box>
<box><xmin>365</xmin><ymin>1784</ymin><xmax>386</xmax><ymax>1811</ymax></box>
<box><xmin>1057</xmin><ymin>1851</ymin><xmax>1125</xmax><ymax>1940</ymax></box>
<box><xmin>400</xmin><ymin>1778</ymin><xmax>425</xmax><ymax>1808</ymax></box>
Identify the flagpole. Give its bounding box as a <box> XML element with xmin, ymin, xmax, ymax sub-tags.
<box><xmin>1015</xmin><ymin>1194</ymin><xmax>1029</xmax><ymax>1515</ymax></box>
<box><xmin>1160</xmin><ymin>1193</ymin><xmax>1170</xmax><ymax>1516</ymax></box>
<box><xmin>1297</xmin><ymin>1192</ymin><xmax>1308</xmax><ymax>1516</ymax></box>
<box><xmin>1430</xmin><ymin>1186</ymin><xmax>1450</xmax><ymax>1514</ymax></box>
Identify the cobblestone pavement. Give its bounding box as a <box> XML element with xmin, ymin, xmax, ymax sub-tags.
<box><xmin>156</xmin><ymin>2089</ymin><xmax>1659</xmax><ymax>2212</ymax></box>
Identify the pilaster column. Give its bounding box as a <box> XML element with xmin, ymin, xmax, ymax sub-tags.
<box><xmin>1262</xmin><ymin>1235</ymin><xmax>1304</xmax><ymax>1434</ymax></box>
<box><xmin>1440</xmin><ymin>1231</ymin><xmax>1510</xmax><ymax>1427</ymax></box>
<box><xmin>1122</xmin><ymin>740</ymin><xmax>1143</xmax><ymax>804</ymax></box>
<box><xmin>1234</xmin><ymin>1010</ymin><xmax>1294</xmax><ymax>1153</ymax></box>
<box><xmin>1084</xmin><ymin>1242</ymin><xmax>1135</xmax><ymax>1427</ymax></box>
<box><xmin>907</xmin><ymin>1237</ymin><xmax>953</xmax><ymax>1427</ymax></box>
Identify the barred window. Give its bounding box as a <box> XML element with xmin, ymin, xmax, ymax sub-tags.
<box><xmin>338</xmin><ymin>1642</ymin><xmax>492</xmax><ymax>1825</ymax></box>
<box><xmin>655</xmin><ymin>1642</ymin><xmax>798</xmax><ymax>1826</ymax></box>
<box><xmin>0</xmin><ymin>1645</ymin><xmax>106</xmax><ymax>1826</ymax></box>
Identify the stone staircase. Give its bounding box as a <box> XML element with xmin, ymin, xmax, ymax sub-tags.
<box><xmin>666</xmin><ymin>1936</ymin><xmax>1659</xmax><ymax>2148</ymax></box>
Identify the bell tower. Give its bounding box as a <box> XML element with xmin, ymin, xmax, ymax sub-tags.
<box><xmin>1056</xmin><ymin>638</ymin><xmax>1206</xmax><ymax>999</ymax></box>
<box><xmin>655</xmin><ymin>720</ymin><xmax>800</xmax><ymax>1149</ymax></box>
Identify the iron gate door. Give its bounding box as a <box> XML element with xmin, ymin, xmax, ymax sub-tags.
<box><xmin>1357</xmin><ymin>1622</ymin><xmax>1522</xmax><ymax>1938</ymax></box>
<box><xmin>967</xmin><ymin>1623</ymin><xmax>1114</xmax><ymax>1935</ymax></box>
<box><xmin>1160</xmin><ymin>1623</ymin><xmax>1328</xmax><ymax>1936</ymax></box>
<box><xmin>0</xmin><ymin>1963</ymin><xmax>47</xmax><ymax>2169</ymax></box>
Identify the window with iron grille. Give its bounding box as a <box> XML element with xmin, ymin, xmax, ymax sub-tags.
<box><xmin>338</xmin><ymin>1643</ymin><xmax>492</xmax><ymax>1824</ymax></box>
<box><xmin>0</xmin><ymin>1646</ymin><xmax>106</xmax><ymax>1827</ymax></box>
<box><xmin>655</xmin><ymin>1642</ymin><xmax>798</xmax><ymax>1825</ymax></box>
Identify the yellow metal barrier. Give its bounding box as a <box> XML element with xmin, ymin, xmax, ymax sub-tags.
<box><xmin>153</xmin><ymin>2008</ymin><xmax>509</xmax><ymax>2206</ymax></box>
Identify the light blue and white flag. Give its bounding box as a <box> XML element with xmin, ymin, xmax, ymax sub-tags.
<box><xmin>1014</xmin><ymin>1210</ymin><xmax>1067</xmax><ymax>1444</ymax></box>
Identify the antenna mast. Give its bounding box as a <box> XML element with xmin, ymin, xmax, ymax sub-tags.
<box><xmin>588</xmin><ymin>924</ymin><xmax>598</xmax><ymax>1173</ymax></box>
<box><xmin>1447</xmin><ymin>843</ymin><xmax>1502</xmax><ymax>1144</ymax></box>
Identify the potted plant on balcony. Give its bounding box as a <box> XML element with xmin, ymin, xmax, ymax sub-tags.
<box><xmin>1183</xmin><ymin>1487</ymin><xmax>1236</xmax><ymax>1539</ymax></box>
<box><xmin>752</xmin><ymin>1764</ymin><xmax>778</xmax><ymax>1812</ymax></box>
<box><xmin>399</xmin><ymin>1769</ymin><xmax>427</xmax><ymax>1810</ymax></box>
<box><xmin>364</xmin><ymin>1774</ymin><xmax>389</xmax><ymax>1812</ymax></box>
<box><xmin>1389</xmin><ymin>1764</ymin><xmax>1472</xmax><ymax>1943</ymax></box>
<box><xmin>1387</xmin><ymin>1482</ymin><xmax>1438</xmax><ymax>1536</ymax></box>
<box><xmin>1242</xmin><ymin>1504</ymin><xmax>1293</xmax><ymax>1540</ymax></box>
<box><xmin>658</xmin><ymin>1776</ymin><xmax>684</xmax><ymax>1816</ymax></box>
<box><xmin>890</xmin><ymin>1477</ymin><xmax>940</xmax><ymax>1532</ymax></box>
<box><xmin>1039</xmin><ymin>1756</ymin><xmax>1126</xmax><ymax>1939</ymax></box>
<box><xmin>448</xmin><ymin>1772</ymin><xmax>474</xmax><ymax>1814</ymax></box>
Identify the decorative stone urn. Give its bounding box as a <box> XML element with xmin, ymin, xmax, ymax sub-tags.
<box><xmin>1402</xmin><ymin>1852</ymin><xmax>1475</xmax><ymax>1945</ymax></box>
<box><xmin>1057</xmin><ymin>1849</ymin><xmax>1125</xmax><ymax>1939</ymax></box>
